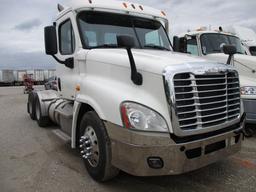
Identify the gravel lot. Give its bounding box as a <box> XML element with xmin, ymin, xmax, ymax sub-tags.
<box><xmin>0</xmin><ymin>86</ymin><xmax>256</xmax><ymax>192</ymax></box>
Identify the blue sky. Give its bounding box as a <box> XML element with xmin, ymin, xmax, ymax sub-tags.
<box><xmin>0</xmin><ymin>0</ymin><xmax>255</xmax><ymax>69</ymax></box>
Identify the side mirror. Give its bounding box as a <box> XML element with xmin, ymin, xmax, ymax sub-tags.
<box><xmin>117</xmin><ymin>35</ymin><xmax>135</xmax><ymax>48</ymax></box>
<box><xmin>223</xmin><ymin>45</ymin><xmax>237</xmax><ymax>55</ymax></box>
<box><xmin>223</xmin><ymin>45</ymin><xmax>237</xmax><ymax>64</ymax></box>
<box><xmin>44</xmin><ymin>26</ymin><xmax>74</xmax><ymax>69</ymax></box>
<box><xmin>173</xmin><ymin>36</ymin><xmax>180</xmax><ymax>52</ymax></box>
<box><xmin>44</xmin><ymin>26</ymin><xmax>57</xmax><ymax>55</ymax></box>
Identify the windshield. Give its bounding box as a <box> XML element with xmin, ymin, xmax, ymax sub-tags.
<box><xmin>77</xmin><ymin>11</ymin><xmax>171</xmax><ymax>51</ymax></box>
<box><xmin>249</xmin><ymin>46</ymin><xmax>256</xmax><ymax>56</ymax></box>
<box><xmin>200</xmin><ymin>33</ymin><xmax>244</xmax><ymax>55</ymax></box>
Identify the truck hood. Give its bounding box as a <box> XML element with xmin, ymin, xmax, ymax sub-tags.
<box><xmin>205</xmin><ymin>53</ymin><xmax>256</xmax><ymax>78</ymax></box>
<box><xmin>239</xmin><ymin>75</ymin><xmax>256</xmax><ymax>87</ymax></box>
<box><xmin>87</xmin><ymin>49</ymin><xmax>214</xmax><ymax>75</ymax></box>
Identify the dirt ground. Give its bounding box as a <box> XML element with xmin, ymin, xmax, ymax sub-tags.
<box><xmin>0</xmin><ymin>86</ymin><xmax>256</xmax><ymax>192</ymax></box>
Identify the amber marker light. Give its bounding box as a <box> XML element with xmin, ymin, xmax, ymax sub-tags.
<box><xmin>161</xmin><ymin>11</ymin><xmax>166</xmax><ymax>16</ymax></box>
<box><xmin>123</xmin><ymin>2</ymin><xmax>128</xmax><ymax>8</ymax></box>
<box><xmin>76</xmin><ymin>85</ymin><xmax>81</xmax><ymax>92</ymax></box>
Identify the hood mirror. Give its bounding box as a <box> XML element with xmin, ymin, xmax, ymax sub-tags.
<box><xmin>223</xmin><ymin>45</ymin><xmax>237</xmax><ymax>65</ymax></box>
<box><xmin>173</xmin><ymin>36</ymin><xmax>180</xmax><ymax>52</ymax></box>
<box><xmin>117</xmin><ymin>35</ymin><xmax>143</xmax><ymax>86</ymax></box>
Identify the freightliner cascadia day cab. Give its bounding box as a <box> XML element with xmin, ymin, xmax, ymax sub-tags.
<box><xmin>27</xmin><ymin>0</ymin><xmax>245</xmax><ymax>181</ymax></box>
<box><xmin>173</xmin><ymin>30</ymin><xmax>256</xmax><ymax>136</ymax></box>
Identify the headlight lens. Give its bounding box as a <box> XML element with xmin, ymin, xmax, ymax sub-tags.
<box><xmin>120</xmin><ymin>102</ymin><xmax>168</xmax><ymax>132</ymax></box>
<box><xmin>240</xmin><ymin>86</ymin><xmax>256</xmax><ymax>95</ymax></box>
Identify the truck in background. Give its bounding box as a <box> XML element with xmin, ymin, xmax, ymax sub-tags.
<box><xmin>222</xmin><ymin>26</ymin><xmax>256</xmax><ymax>56</ymax></box>
<box><xmin>173</xmin><ymin>29</ymin><xmax>256</xmax><ymax>136</ymax></box>
<box><xmin>27</xmin><ymin>0</ymin><xmax>244</xmax><ymax>182</ymax></box>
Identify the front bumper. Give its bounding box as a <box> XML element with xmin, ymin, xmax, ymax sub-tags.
<box><xmin>105</xmin><ymin>117</ymin><xmax>244</xmax><ymax>176</ymax></box>
<box><xmin>243</xmin><ymin>99</ymin><xmax>256</xmax><ymax>124</ymax></box>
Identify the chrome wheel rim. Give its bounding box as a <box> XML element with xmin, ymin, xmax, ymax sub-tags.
<box><xmin>80</xmin><ymin>126</ymin><xmax>99</xmax><ymax>167</ymax></box>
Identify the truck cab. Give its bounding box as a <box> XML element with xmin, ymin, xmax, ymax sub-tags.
<box><xmin>174</xmin><ymin>30</ymin><xmax>256</xmax><ymax>128</ymax></box>
<box><xmin>27</xmin><ymin>0</ymin><xmax>245</xmax><ymax>181</ymax></box>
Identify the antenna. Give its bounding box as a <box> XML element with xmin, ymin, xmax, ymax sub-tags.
<box><xmin>57</xmin><ymin>4</ymin><xmax>65</xmax><ymax>12</ymax></box>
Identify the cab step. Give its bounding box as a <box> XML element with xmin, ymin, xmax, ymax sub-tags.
<box><xmin>52</xmin><ymin>129</ymin><xmax>71</xmax><ymax>142</ymax></box>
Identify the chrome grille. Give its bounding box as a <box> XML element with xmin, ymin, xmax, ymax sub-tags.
<box><xmin>173</xmin><ymin>72</ymin><xmax>240</xmax><ymax>130</ymax></box>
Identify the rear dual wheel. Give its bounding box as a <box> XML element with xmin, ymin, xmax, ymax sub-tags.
<box><xmin>27</xmin><ymin>91</ymin><xmax>50</xmax><ymax>127</ymax></box>
<box><xmin>35</xmin><ymin>95</ymin><xmax>50</xmax><ymax>127</ymax></box>
<box><xmin>27</xmin><ymin>92</ymin><xmax>37</xmax><ymax>120</ymax></box>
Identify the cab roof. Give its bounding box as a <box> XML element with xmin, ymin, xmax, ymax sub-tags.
<box><xmin>178</xmin><ymin>30</ymin><xmax>239</xmax><ymax>38</ymax></box>
<box><xmin>57</xmin><ymin>0</ymin><xmax>168</xmax><ymax>21</ymax></box>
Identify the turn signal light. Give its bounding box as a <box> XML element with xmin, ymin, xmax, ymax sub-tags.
<box><xmin>75</xmin><ymin>85</ymin><xmax>81</xmax><ymax>92</ymax></box>
<box><xmin>120</xmin><ymin>105</ymin><xmax>131</xmax><ymax>128</ymax></box>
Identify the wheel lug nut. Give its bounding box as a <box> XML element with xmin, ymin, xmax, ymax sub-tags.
<box><xmin>86</xmin><ymin>152</ymin><xmax>92</xmax><ymax>156</ymax></box>
<box><xmin>82</xmin><ymin>155</ymin><xmax>87</xmax><ymax>159</ymax></box>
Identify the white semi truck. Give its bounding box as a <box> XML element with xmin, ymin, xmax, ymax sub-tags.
<box><xmin>27</xmin><ymin>0</ymin><xmax>245</xmax><ymax>181</ymax></box>
<box><xmin>173</xmin><ymin>30</ymin><xmax>256</xmax><ymax>136</ymax></box>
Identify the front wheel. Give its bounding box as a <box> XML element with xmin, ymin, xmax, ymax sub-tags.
<box><xmin>79</xmin><ymin>111</ymin><xmax>119</xmax><ymax>182</ymax></box>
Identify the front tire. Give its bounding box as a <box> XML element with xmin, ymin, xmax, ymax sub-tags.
<box><xmin>79</xmin><ymin>111</ymin><xmax>119</xmax><ymax>182</ymax></box>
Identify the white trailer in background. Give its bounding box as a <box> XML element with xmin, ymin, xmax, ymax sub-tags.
<box><xmin>44</xmin><ymin>69</ymin><xmax>56</xmax><ymax>81</ymax></box>
<box><xmin>16</xmin><ymin>70</ymin><xmax>27</xmax><ymax>85</ymax></box>
<box><xmin>0</xmin><ymin>70</ymin><xmax>15</xmax><ymax>86</ymax></box>
<box><xmin>0</xmin><ymin>69</ymin><xmax>56</xmax><ymax>86</ymax></box>
<box><xmin>34</xmin><ymin>70</ymin><xmax>45</xmax><ymax>84</ymax></box>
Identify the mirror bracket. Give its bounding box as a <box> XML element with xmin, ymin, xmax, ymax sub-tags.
<box><xmin>52</xmin><ymin>55</ymin><xmax>74</xmax><ymax>69</ymax></box>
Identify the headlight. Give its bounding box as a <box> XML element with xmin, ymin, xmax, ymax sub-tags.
<box><xmin>120</xmin><ymin>102</ymin><xmax>168</xmax><ymax>132</ymax></box>
<box><xmin>240</xmin><ymin>86</ymin><xmax>256</xmax><ymax>95</ymax></box>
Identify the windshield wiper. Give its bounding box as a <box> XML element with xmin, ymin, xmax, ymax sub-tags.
<box><xmin>90</xmin><ymin>44</ymin><xmax>118</xmax><ymax>49</ymax></box>
<box><xmin>144</xmin><ymin>44</ymin><xmax>170</xmax><ymax>51</ymax></box>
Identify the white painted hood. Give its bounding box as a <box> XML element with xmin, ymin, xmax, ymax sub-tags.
<box><xmin>205</xmin><ymin>53</ymin><xmax>256</xmax><ymax>79</ymax></box>
<box><xmin>86</xmin><ymin>49</ymin><xmax>212</xmax><ymax>75</ymax></box>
